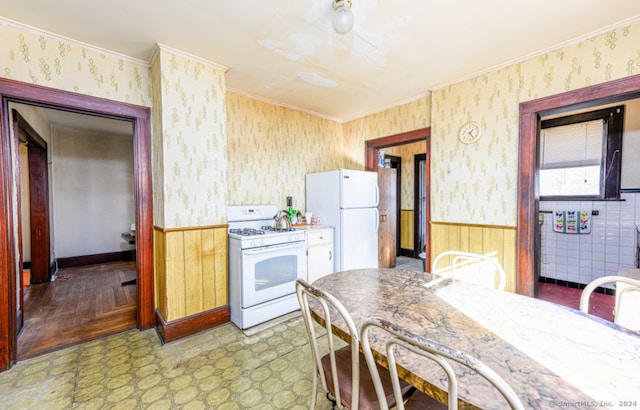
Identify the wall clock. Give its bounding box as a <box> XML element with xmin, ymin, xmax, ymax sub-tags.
<box><xmin>458</xmin><ymin>122</ymin><xmax>482</xmax><ymax>144</ymax></box>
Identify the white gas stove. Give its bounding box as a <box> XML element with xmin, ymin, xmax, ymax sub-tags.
<box><xmin>228</xmin><ymin>205</ymin><xmax>306</xmax><ymax>329</ymax></box>
<box><xmin>229</xmin><ymin>226</ymin><xmax>305</xmax><ymax>249</ymax></box>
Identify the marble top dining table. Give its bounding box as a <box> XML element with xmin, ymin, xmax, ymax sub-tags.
<box><xmin>310</xmin><ymin>268</ymin><xmax>640</xmax><ymax>409</ymax></box>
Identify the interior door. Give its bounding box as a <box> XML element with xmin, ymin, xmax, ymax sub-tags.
<box><xmin>27</xmin><ymin>145</ymin><xmax>50</xmax><ymax>284</ymax></box>
<box><xmin>378</xmin><ymin>167</ymin><xmax>397</xmax><ymax>268</ymax></box>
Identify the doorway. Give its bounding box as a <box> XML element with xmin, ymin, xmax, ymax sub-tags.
<box><xmin>517</xmin><ymin>73</ymin><xmax>640</xmax><ymax>297</ymax></box>
<box><xmin>365</xmin><ymin>128</ymin><xmax>431</xmax><ymax>267</ymax></box>
<box><xmin>0</xmin><ymin>78</ymin><xmax>154</xmax><ymax>371</ymax></box>
<box><xmin>414</xmin><ymin>153</ymin><xmax>427</xmax><ymax>258</ymax></box>
<box><xmin>13</xmin><ymin>104</ymin><xmax>138</xmax><ymax>359</ymax></box>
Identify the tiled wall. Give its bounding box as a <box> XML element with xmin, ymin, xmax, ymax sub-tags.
<box><xmin>539</xmin><ymin>192</ymin><xmax>640</xmax><ymax>286</ymax></box>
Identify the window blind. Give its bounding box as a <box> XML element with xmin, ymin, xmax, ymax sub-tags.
<box><xmin>540</xmin><ymin>119</ymin><xmax>604</xmax><ymax>170</ymax></box>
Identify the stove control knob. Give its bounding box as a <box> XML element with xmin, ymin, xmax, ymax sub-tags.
<box><xmin>259</xmin><ymin>239</ymin><xmax>264</xmax><ymax>246</ymax></box>
<box><xmin>250</xmin><ymin>240</ymin><xmax>256</xmax><ymax>247</ymax></box>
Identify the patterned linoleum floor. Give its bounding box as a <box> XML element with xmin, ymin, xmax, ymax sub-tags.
<box><xmin>0</xmin><ymin>314</ymin><xmax>334</xmax><ymax>410</ymax></box>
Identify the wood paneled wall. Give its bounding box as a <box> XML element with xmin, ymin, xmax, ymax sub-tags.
<box><xmin>154</xmin><ymin>226</ymin><xmax>228</xmax><ymax>322</ymax></box>
<box><xmin>430</xmin><ymin>222</ymin><xmax>517</xmax><ymax>292</ymax></box>
<box><xmin>400</xmin><ymin>210</ymin><xmax>414</xmax><ymax>250</ymax></box>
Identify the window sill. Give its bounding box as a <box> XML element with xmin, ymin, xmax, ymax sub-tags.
<box><xmin>540</xmin><ymin>196</ymin><xmax>624</xmax><ymax>201</ymax></box>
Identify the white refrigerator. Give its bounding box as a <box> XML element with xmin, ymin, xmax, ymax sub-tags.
<box><xmin>306</xmin><ymin>169</ymin><xmax>379</xmax><ymax>272</ymax></box>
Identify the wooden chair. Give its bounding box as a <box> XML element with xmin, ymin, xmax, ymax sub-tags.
<box><xmin>430</xmin><ymin>251</ymin><xmax>506</xmax><ymax>290</ymax></box>
<box><xmin>360</xmin><ymin>317</ymin><xmax>525</xmax><ymax>410</ymax></box>
<box><xmin>579</xmin><ymin>275</ymin><xmax>640</xmax><ymax>331</ymax></box>
<box><xmin>296</xmin><ymin>279</ymin><xmax>413</xmax><ymax>409</ymax></box>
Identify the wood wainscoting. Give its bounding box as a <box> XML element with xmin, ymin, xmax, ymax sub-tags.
<box><xmin>430</xmin><ymin>222</ymin><xmax>517</xmax><ymax>292</ymax></box>
<box><xmin>154</xmin><ymin>225</ymin><xmax>229</xmax><ymax>342</ymax></box>
<box><xmin>400</xmin><ymin>209</ymin><xmax>414</xmax><ymax>252</ymax></box>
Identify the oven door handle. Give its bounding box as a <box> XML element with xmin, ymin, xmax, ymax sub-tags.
<box><xmin>243</xmin><ymin>242</ymin><xmax>305</xmax><ymax>255</ymax></box>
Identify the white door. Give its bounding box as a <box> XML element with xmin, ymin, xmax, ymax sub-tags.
<box><xmin>341</xmin><ymin>208</ymin><xmax>379</xmax><ymax>270</ymax></box>
<box><xmin>340</xmin><ymin>169</ymin><xmax>379</xmax><ymax>209</ymax></box>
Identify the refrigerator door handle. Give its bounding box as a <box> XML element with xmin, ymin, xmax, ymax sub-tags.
<box><xmin>374</xmin><ymin>182</ymin><xmax>380</xmax><ymax>206</ymax></box>
<box><xmin>374</xmin><ymin>208</ymin><xmax>380</xmax><ymax>232</ymax></box>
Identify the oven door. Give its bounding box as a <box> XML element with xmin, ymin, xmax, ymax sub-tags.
<box><xmin>241</xmin><ymin>241</ymin><xmax>306</xmax><ymax>308</ymax></box>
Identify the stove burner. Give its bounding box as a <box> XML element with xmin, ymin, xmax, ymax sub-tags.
<box><xmin>229</xmin><ymin>228</ymin><xmax>265</xmax><ymax>236</ymax></box>
<box><xmin>261</xmin><ymin>225</ymin><xmax>295</xmax><ymax>232</ymax></box>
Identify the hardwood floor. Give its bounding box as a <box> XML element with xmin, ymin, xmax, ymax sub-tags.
<box><xmin>18</xmin><ymin>261</ymin><xmax>137</xmax><ymax>359</ymax></box>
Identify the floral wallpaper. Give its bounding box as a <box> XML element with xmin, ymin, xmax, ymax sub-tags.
<box><xmin>153</xmin><ymin>47</ymin><xmax>228</xmax><ymax>228</ymax></box>
<box><xmin>0</xmin><ymin>18</ymin><xmax>151</xmax><ymax>106</ymax></box>
<box><xmin>384</xmin><ymin>141</ymin><xmax>426</xmax><ymax>209</ymax></box>
<box><xmin>226</xmin><ymin>92</ymin><xmax>342</xmax><ymax>213</ymax></box>
<box><xmin>431</xmin><ymin>21</ymin><xmax>640</xmax><ymax>226</ymax></box>
<box><xmin>5</xmin><ymin>15</ymin><xmax>640</xmax><ymax>233</ymax></box>
<box><xmin>342</xmin><ymin>96</ymin><xmax>430</xmax><ymax>170</ymax></box>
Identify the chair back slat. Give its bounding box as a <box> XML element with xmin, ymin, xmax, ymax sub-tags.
<box><xmin>579</xmin><ymin>275</ymin><xmax>640</xmax><ymax>331</ymax></box>
<box><xmin>430</xmin><ymin>251</ymin><xmax>506</xmax><ymax>290</ymax></box>
<box><xmin>296</xmin><ymin>279</ymin><xmax>362</xmax><ymax>409</ymax></box>
<box><xmin>360</xmin><ymin>317</ymin><xmax>525</xmax><ymax>410</ymax></box>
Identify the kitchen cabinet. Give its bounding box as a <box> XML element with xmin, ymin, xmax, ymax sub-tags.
<box><xmin>305</xmin><ymin>227</ymin><xmax>334</xmax><ymax>283</ymax></box>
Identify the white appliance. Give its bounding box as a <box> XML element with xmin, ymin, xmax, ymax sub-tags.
<box><xmin>228</xmin><ymin>205</ymin><xmax>306</xmax><ymax>329</ymax></box>
<box><xmin>306</xmin><ymin>169</ymin><xmax>379</xmax><ymax>271</ymax></box>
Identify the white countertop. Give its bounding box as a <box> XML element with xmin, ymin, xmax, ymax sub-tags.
<box><xmin>293</xmin><ymin>224</ymin><xmax>333</xmax><ymax>231</ymax></box>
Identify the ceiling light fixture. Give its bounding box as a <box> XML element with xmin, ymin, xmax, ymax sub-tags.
<box><xmin>332</xmin><ymin>0</ymin><xmax>354</xmax><ymax>35</ymax></box>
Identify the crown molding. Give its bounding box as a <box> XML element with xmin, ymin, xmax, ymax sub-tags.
<box><xmin>226</xmin><ymin>87</ymin><xmax>344</xmax><ymax>123</ymax></box>
<box><xmin>0</xmin><ymin>16</ymin><xmax>150</xmax><ymax>67</ymax></box>
<box><xmin>430</xmin><ymin>13</ymin><xmax>640</xmax><ymax>91</ymax></box>
<box><xmin>226</xmin><ymin>87</ymin><xmax>431</xmax><ymax>124</ymax></box>
<box><xmin>344</xmin><ymin>91</ymin><xmax>431</xmax><ymax>123</ymax></box>
<box><xmin>150</xmin><ymin>43</ymin><xmax>229</xmax><ymax>72</ymax></box>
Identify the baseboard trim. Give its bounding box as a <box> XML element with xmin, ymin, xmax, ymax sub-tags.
<box><xmin>155</xmin><ymin>306</ymin><xmax>230</xmax><ymax>344</ymax></box>
<box><xmin>538</xmin><ymin>276</ymin><xmax>616</xmax><ymax>296</ymax></box>
<box><xmin>57</xmin><ymin>251</ymin><xmax>134</xmax><ymax>268</ymax></box>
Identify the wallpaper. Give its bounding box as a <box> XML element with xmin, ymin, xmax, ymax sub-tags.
<box><xmin>431</xmin><ymin>21</ymin><xmax>640</xmax><ymax>226</ymax></box>
<box><xmin>150</xmin><ymin>54</ymin><xmax>165</xmax><ymax>226</ymax></box>
<box><xmin>154</xmin><ymin>47</ymin><xmax>228</xmax><ymax>228</ymax></box>
<box><xmin>226</xmin><ymin>92</ymin><xmax>342</xmax><ymax>213</ymax></box>
<box><xmin>0</xmin><ymin>18</ymin><xmax>151</xmax><ymax>106</ymax></box>
<box><xmin>384</xmin><ymin>141</ymin><xmax>426</xmax><ymax>209</ymax></box>
<box><xmin>342</xmin><ymin>96</ymin><xmax>430</xmax><ymax>170</ymax></box>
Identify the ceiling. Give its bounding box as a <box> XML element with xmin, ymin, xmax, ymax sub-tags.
<box><xmin>3</xmin><ymin>0</ymin><xmax>640</xmax><ymax>123</ymax></box>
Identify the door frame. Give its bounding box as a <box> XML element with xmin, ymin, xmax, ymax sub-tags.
<box><xmin>517</xmin><ymin>73</ymin><xmax>640</xmax><ymax>297</ymax></box>
<box><xmin>0</xmin><ymin>78</ymin><xmax>155</xmax><ymax>371</ymax></box>
<box><xmin>413</xmin><ymin>153</ymin><xmax>427</xmax><ymax>258</ymax></box>
<box><xmin>365</xmin><ymin>127</ymin><xmax>431</xmax><ymax>266</ymax></box>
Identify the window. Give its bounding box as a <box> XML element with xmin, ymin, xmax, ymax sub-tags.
<box><xmin>539</xmin><ymin>106</ymin><xmax>624</xmax><ymax>200</ymax></box>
